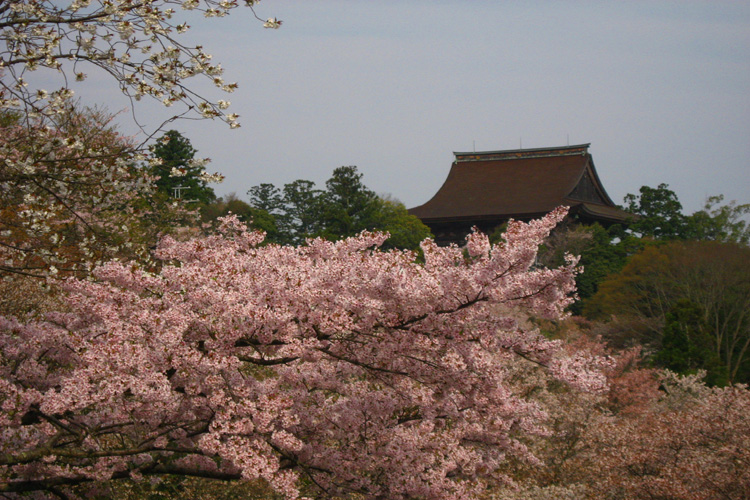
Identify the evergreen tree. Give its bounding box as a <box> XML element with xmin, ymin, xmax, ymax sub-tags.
<box><xmin>624</xmin><ymin>184</ymin><xmax>749</xmax><ymax>244</ymax></box>
<box><xmin>624</xmin><ymin>183</ymin><xmax>687</xmax><ymax>240</ymax></box>
<box><xmin>247</xmin><ymin>166</ymin><xmax>431</xmax><ymax>250</ymax></box>
<box><xmin>281</xmin><ymin>180</ymin><xmax>324</xmax><ymax>244</ymax></box>
<box><xmin>150</xmin><ymin>130</ymin><xmax>216</xmax><ymax>205</ymax></box>
<box><xmin>318</xmin><ymin>166</ymin><xmax>379</xmax><ymax>240</ymax></box>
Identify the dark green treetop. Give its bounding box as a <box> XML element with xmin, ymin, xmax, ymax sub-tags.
<box><xmin>150</xmin><ymin>130</ymin><xmax>216</xmax><ymax>205</ymax></box>
<box><xmin>624</xmin><ymin>183</ymin><xmax>688</xmax><ymax>240</ymax></box>
<box><xmin>624</xmin><ymin>184</ymin><xmax>749</xmax><ymax>244</ymax></box>
<box><xmin>201</xmin><ymin>193</ymin><xmax>279</xmax><ymax>242</ymax></box>
<box><xmin>247</xmin><ymin>166</ymin><xmax>431</xmax><ymax>250</ymax></box>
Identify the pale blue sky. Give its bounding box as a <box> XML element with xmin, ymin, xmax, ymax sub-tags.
<box><xmin>84</xmin><ymin>1</ymin><xmax>750</xmax><ymax>213</ymax></box>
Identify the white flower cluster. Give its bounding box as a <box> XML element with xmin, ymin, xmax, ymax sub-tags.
<box><xmin>187</xmin><ymin>157</ymin><xmax>211</xmax><ymax>168</ymax></box>
<box><xmin>198</xmin><ymin>171</ymin><xmax>225</xmax><ymax>183</ymax></box>
<box><xmin>1</xmin><ymin>0</ymin><xmax>280</xmax><ymax>130</ymax></box>
<box><xmin>0</xmin><ymin>105</ymin><xmax>190</xmax><ymax>278</ymax></box>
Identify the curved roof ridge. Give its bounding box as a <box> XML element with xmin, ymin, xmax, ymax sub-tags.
<box><xmin>410</xmin><ymin>144</ymin><xmax>629</xmax><ymax>223</ymax></box>
<box><xmin>454</xmin><ymin>143</ymin><xmax>591</xmax><ymax>161</ymax></box>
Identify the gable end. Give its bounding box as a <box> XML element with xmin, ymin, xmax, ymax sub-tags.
<box><xmin>567</xmin><ymin>167</ymin><xmax>607</xmax><ymax>204</ymax></box>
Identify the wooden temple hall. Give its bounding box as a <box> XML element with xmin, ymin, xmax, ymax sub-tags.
<box><xmin>408</xmin><ymin>144</ymin><xmax>631</xmax><ymax>245</ymax></box>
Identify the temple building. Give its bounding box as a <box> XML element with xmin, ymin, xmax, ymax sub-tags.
<box><xmin>409</xmin><ymin>144</ymin><xmax>631</xmax><ymax>245</ymax></box>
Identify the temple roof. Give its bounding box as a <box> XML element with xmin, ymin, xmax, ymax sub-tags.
<box><xmin>409</xmin><ymin>144</ymin><xmax>631</xmax><ymax>226</ymax></box>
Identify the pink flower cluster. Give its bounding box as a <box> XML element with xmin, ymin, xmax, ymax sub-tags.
<box><xmin>0</xmin><ymin>208</ymin><xmax>607</xmax><ymax>499</ymax></box>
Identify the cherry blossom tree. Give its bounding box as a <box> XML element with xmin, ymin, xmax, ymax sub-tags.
<box><xmin>0</xmin><ymin>105</ymin><xmax>195</xmax><ymax>283</ymax></box>
<box><xmin>1</xmin><ymin>0</ymin><xmax>279</xmax><ymax>130</ymax></box>
<box><xmin>0</xmin><ymin>208</ymin><xmax>610</xmax><ymax>499</ymax></box>
<box><xmin>486</xmin><ymin>328</ymin><xmax>660</xmax><ymax>500</ymax></box>
<box><xmin>586</xmin><ymin>372</ymin><xmax>750</xmax><ymax>500</ymax></box>
<box><xmin>487</xmin><ymin>325</ymin><xmax>750</xmax><ymax>500</ymax></box>
<box><xmin>1</xmin><ymin>0</ymin><xmax>270</xmax><ymax>289</ymax></box>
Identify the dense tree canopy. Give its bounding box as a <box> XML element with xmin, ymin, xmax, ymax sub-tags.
<box><xmin>0</xmin><ymin>106</ymin><xmax>190</xmax><ymax>282</ymax></box>
<box><xmin>201</xmin><ymin>192</ymin><xmax>279</xmax><ymax>240</ymax></box>
<box><xmin>538</xmin><ymin>222</ymin><xmax>644</xmax><ymax>315</ymax></box>
<box><xmin>624</xmin><ymin>183</ymin><xmax>750</xmax><ymax>243</ymax></box>
<box><xmin>0</xmin><ymin>208</ymin><xmax>609</xmax><ymax>499</ymax></box>
<box><xmin>624</xmin><ymin>183</ymin><xmax>688</xmax><ymax>240</ymax></box>
<box><xmin>543</xmin><ymin>185</ymin><xmax>750</xmax><ymax>316</ymax></box>
<box><xmin>585</xmin><ymin>240</ymin><xmax>750</xmax><ymax>384</ymax></box>
<box><xmin>655</xmin><ymin>299</ymin><xmax>725</xmax><ymax>385</ymax></box>
<box><xmin>248</xmin><ymin>166</ymin><xmax>432</xmax><ymax>249</ymax></box>
<box><xmin>317</xmin><ymin>166</ymin><xmax>381</xmax><ymax>240</ymax></box>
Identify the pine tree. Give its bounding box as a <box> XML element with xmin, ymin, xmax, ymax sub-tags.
<box><xmin>150</xmin><ymin>130</ymin><xmax>216</xmax><ymax>205</ymax></box>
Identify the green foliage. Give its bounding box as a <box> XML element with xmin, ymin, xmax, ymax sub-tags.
<box><xmin>624</xmin><ymin>183</ymin><xmax>750</xmax><ymax>244</ymax></box>
<box><xmin>317</xmin><ymin>166</ymin><xmax>380</xmax><ymax>240</ymax></box>
<box><xmin>536</xmin><ymin>222</ymin><xmax>644</xmax><ymax>315</ymax></box>
<box><xmin>684</xmin><ymin>195</ymin><xmax>750</xmax><ymax>244</ymax></box>
<box><xmin>585</xmin><ymin>240</ymin><xmax>750</xmax><ymax>384</ymax></box>
<box><xmin>150</xmin><ymin>130</ymin><xmax>216</xmax><ymax>205</ymax></box>
<box><xmin>281</xmin><ymin>180</ymin><xmax>325</xmax><ymax>244</ymax></box>
<box><xmin>574</xmin><ymin>225</ymin><xmax>643</xmax><ymax>309</ymax></box>
<box><xmin>201</xmin><ymin>193</ymin><xmax>279</xmax><ymax>242</ymax></box>
<box><xmin>584</xmin><ymin>244</ymin><xmax>676</xmax><ymax>322</ymax></box>
<box><xmin>247</xmin><ymin>166</ymin><xmax>431</xmax><ymax>250</ymax></box>
<box><xmin>578</xmin><ymin>183</ymin><xmax>748</xmax><ymax>321</ymax></box>
<box><xmin>248</xmin><ymin>180</ymin><xmax>323</xmax><ymax>245</ymax></box>
<box><xmin>624</xmin><ymin>183</ymin><xmax>688</xmax><ymax>240</ymax></box>
<box><xmin>655</xmin><ymin>300</ymin><xmax>727</xmax><ymax>386</ymax></box>
<box><xmin>371</xmin><ymin>196</ymin><xmax>433</xmax><ymax>251</ymax></box>
<box><xmin>487</xmin><ymin>223</ymin><xmax>508</xmax><ymax>246</ymax></box>
<box><xmin>246</xmin><ymin>183</ymin><xmax>282</xmax><ymax>214</ymax></box>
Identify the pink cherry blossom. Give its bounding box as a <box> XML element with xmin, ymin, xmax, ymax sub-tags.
<box><xmin>0</xmin><ymin>207</ymin><xmax>608</xmax><ymax>499</ymax></box>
